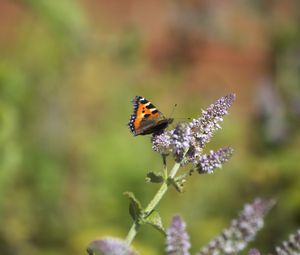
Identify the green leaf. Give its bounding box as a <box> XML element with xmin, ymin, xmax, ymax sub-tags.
<box><xmin>168</xmin><ymin>177</ymin><xmax>184</xmax><ymax>193</ymax></box>
<box><xmin>145</xmin><ymin>171</ymin><xmax>164</xmax><ymax>183</ymax></box>
<box><xmin>123</xmin><ymin>192</ymin><xmax>143</xmax><ymax>221</ymax></box>
<box><xmin>144</xmin><ymin>210</ymin><xmax>166</xmax><ymax>236</ymax></box>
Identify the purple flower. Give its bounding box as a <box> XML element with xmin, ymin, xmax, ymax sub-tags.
<box><xmin>196</xmin><ymin>198</ymin><xmax>275</xmax><ymax>255</ymax></box>
<box><xmin>189</xmin><ymin>93</ymin><xmax>236</xmax><ymax>148</ymax></box>
<box><xmin>166</xmin><ymin>215</ymin><xmax>191</xmax><ymax>255</ymax></box>
<box><xmin>195</xmin><ymin>147</ymin><xmax>234</xmax><ymax>174</ymax></box>
<box><xmin>248</xmin><ymin>249</ymin><xmax>261</xmax><ymax>255</ymax></box>
<box><xmin>275</xmin><ymin>229</ymin><xmax>300</xmax><ymax>255</ymax></box>
<box><xmin>87</xmin><ymin>238</ymin><xmax>138</xmax><ymax>255</ymax></box>
<box><xmin>152</xmin><ymin>132</ymin><xmax>172</xmax><ymax>156</ymax></box>
<box><xmin>151</xmin><ymin>94</ymin><xmax>236</xmax><ymax>169</ymax></box>
<box><xmin>170</xmin><ymin>123</ymin><xmax>193</xmax><ymax>162</ymax></box>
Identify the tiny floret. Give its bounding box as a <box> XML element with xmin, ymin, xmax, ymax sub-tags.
<box><xmin>275</xmin><ymin>229</ymin><xmax>300</xmax><ymax>255</ymax></box>
<box><xmin>87</xmin><ymin>237</ymin><xmax>138</xmax><ymax>255</ymax></box>
<box><xmin>196</xmin><ymin>198</ymin><xmax>275</xmax><ymax>255</ymax></box>
<box><xmin>166</xmin><ymin>215</ymin><xmax>191</xmax><ymax>255</ymax></box>
<box><xmin>170</xmin><ymin>123</ymin><xmax>193</xmax><ymax>162</ymax></box>
<box><xmin>196</xmin><ymin>147</ymin><xmax>234</xmax><ymax>174</ymax></box>
<box><xmin>152</xmin><ymin>132</ymin><xmax>172</xmax><ymax>156</ymax></box>
<box><xmin>151</xmin><ymin>93</ymin><xmax>236</xmax><ymax>174</ymax></box>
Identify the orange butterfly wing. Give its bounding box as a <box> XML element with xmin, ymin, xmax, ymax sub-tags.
<box><xmin>128</xmin><ymin>96</ymin><xmax>173</xmax><ymax>136</ymax></box>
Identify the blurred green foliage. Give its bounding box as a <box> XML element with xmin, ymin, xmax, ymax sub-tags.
<box><xmin>0</xmin><ymin>0</ymin><xmax>300</xmax><ymax>254</ymax></box>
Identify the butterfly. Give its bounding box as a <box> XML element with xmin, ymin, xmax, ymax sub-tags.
<box><xmin>128</xmin><ymin>96</ymin><xmax>173</xmax><ymax>136</ymax></box>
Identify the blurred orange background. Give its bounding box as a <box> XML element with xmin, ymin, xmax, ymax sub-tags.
<box><xmin>0</xmin><ymin>0</ymin><xmax>300</xmax><ymax>254</ymax></box>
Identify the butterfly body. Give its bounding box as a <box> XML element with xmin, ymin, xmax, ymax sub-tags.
<box><xmin>128</xmin><ymin>96</ymin><xmax>173</xmax><ymax>136</ymax></box>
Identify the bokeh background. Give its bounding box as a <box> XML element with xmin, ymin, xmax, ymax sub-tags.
<box><xmin>1</xmin><ymin>0</ymin><xmax>300</xmax><ymax>254</ymax></box>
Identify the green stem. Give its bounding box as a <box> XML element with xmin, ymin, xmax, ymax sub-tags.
<box><xmin>125</xmin><ymin>161</ymin><xmax>182</xmax><ymax>245</ymax></box>
<box><xmin>125</xmin><ymin>220</ymin><xmax>141</xmax><ymax>245</ymax></box>
<box><xmin>162</xmin><ymin>155</ymin><xmax>168</xmax><ymax>178</ymax></box>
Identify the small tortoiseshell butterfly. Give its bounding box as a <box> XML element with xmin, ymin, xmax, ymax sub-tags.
<box><xmin>128</xmin><ymin>96</ymin><xmax>173</xmax><ymax>136</ymax></box>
